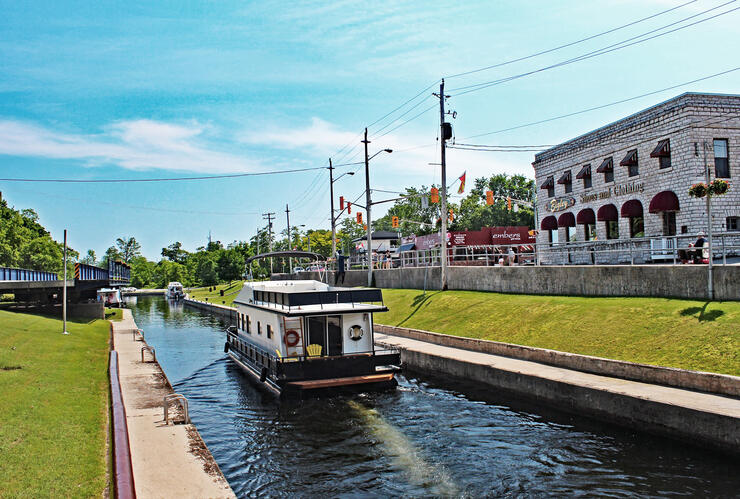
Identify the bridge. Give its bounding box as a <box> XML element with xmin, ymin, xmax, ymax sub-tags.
<box><xmin>0</xmin><ymin>261</ymin><xmax>131</xmax><ymax>303</ymax></box>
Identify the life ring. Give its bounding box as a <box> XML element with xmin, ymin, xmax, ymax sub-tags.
<box><xmin>285</xmin><ymin>329</ymin><xmax>300</xmax><ymax>347</ymax></box>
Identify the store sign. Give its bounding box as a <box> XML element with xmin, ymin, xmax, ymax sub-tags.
<box><xmin>545</xmin><ymin>197</ymin><xmax>575</xmax><ymax>212</ymax></box>
<box><xmin>581</xmin><ymin>181</ymin><xmax>645</xmax><ymax>203</ymax></box>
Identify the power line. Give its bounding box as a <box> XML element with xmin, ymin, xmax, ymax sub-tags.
<box><xmin>458</xmin><ymin>67</ymin><xmax>740</xmax><ymax>140</ymax></box>
<box><xmin>370</xmin><ymin>95</ymin><xmax>435</xmax><ymax>138</ymax></box>
<box><xmin>373</xmin><ymin>103</ymin><xmax>438</xmax><ymax>139</ymax></box>
<box><xmin>366</xmin><ymin>80</ymin><xmax>440</xmax><ymax>130</ymax></box>
<box><xmin>444</xmin><ymin>0</ymin><xmax>697</xmax><ymax>79</ymax></box>
<box><xmin>449</xmin><ymin>2</ymin><xmax>739</xmax><ymax>96</ymax></box>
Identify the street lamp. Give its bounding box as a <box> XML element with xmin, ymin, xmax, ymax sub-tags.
<box><xmin>362</xmin><ymin>126</ymin><xmax>393</xmax><ymax>286</ymax></box>
<box><xmin>329</xmin><ymin>160</ymin><xmax>355</xmax><ymax>259</ymax></box>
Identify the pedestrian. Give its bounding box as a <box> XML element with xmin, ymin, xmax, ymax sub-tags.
<box><xmin>384</xmin><ymin>250</ymin><xmax>391</xmax><ymax>269</ymax></box>
<box><xmin>334</xmin><ymin>249</ymin><xmax>346</xmax><ymax>285</ymax></box>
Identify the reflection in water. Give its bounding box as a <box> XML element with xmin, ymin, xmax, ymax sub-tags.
<box><xmin>129</xmin><ymin>297</ymin><xmax>739</xmax><ymax>498</ymax></box>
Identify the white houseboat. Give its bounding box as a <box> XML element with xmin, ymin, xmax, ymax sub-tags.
<box><xmin>225</xmin><ymin>279</ymin><xmax>401</xmax><ymax>397</ymax></box>
<box><xmin>165</xmin><ymin>281</ymin><xmax>185</xmax><ymax>300</ymax></box>
<box><xmin>97</xmin><ymin>288</ymin><xmax>122</xmax><ymax>307</ymax></box>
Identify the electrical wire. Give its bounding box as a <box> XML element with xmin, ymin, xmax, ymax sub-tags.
<box><xmin>444</xmin><ymin>0</ymin><xmax>697</xmax><ymax>79</ymax></box>
<box><xmin>449</xmin><ymin>2</ymin><xmax>739</xmax><ymax>96</ymax></box>
<box><xmin>370</xmin><ymin>95</ymin><xmax>435</xmax><ymax>138</ymax></box>
<box><xmin>373</xmin><ymin>103</ymin><xmax>438</xmax><ymax>139</ymax></box>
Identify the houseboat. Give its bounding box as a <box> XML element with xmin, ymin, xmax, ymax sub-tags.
<box><xmin>165</xmin><ymin>281</ymin><xmax>185</xmax><ymax>300</ymax></box>
<box><xmin>225</xmin><ymin>279</ymin><xmax>401</xmax><ymax>398</ymax></box>
<box><xmin>97</xmin><ymin>288</ymin><xmax>122</xmax><ymax>307</ymax></box>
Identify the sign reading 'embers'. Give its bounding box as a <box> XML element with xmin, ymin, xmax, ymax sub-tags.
<box><xmin>545</xmin><ymin>197</ymin><xmax>575</xmax><ymax>212</ymax></box>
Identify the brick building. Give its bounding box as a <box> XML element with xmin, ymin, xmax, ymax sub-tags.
<box><xmin>532</xmin><ymin>92</ymin><xmax>739</xmax><ymax>263</ymax></box>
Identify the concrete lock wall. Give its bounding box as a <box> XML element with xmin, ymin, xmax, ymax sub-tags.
<box><xmin>274</xmin><ymin>265</ymin><xmax>740</xmax><ymax>300</ymax></box>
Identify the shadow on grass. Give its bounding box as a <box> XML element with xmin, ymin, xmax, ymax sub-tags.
<box><xmin>679</xmin><ymin>302</ymin><xmax>724</xmax><ymax>322</ymax></box>
<box><xmin>396</xmin><ymin>291</ymin><xmax>442</xmax><ymax>326</ymax></box>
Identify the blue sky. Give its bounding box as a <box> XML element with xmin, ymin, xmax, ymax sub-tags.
<box><xmin>1</xmin><ymin>0</ymin><xmax>738</xmax><ymax>259</ymax></box>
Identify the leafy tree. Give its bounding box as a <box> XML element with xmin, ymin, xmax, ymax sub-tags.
<box><xmin>116</xmin><ymin>236</ymin><xmax>142</xmax><ymax>262</ymax></box>
<box><xmin>217</xmin><ymin>249</ymin><xmax>245</xmax><ymax>282</ymax></box>
<box><xmin>196</xmin><ymin>257</ymin><xmax>218</xmax><ymax>286</ymax></box>
<box><xmin>81</xmin><ymin>249</ymin><xmax>97</xmax><ymax>265</ymax></box>
<box><xmin>453</xmin><ymin>174</ymin><xmax>535</xmax><ymax>231</ymax></box>
<box><xmin>102</xmin><ymin>246</ymin><xmax>122</xmax><ymax>266</ymax></box>
<box><xmin>372</xmin><ymin>186</ymin><xmax>440</xmax><ymax>236</ymax></box>
<box><xmin>161</xmin><ymin>241</ymin><xmax>189</xmax><ymax>264</ymax></box>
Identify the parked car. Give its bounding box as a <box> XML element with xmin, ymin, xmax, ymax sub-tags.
<box><xmin>293</xmin><ymin>267</ymin><xmax>304</xmax><ymax>274</ymax></box>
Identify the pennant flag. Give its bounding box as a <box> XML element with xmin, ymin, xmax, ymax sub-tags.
<box><xmin>457</xmin><ymin>171</ymin><xmax>466</xmax><ymax>194</ymax></box>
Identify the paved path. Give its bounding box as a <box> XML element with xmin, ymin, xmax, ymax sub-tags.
<box><xmin>112</xmin><ymin>309</ymin><xmax>234</xmax><ymax>498</ymax></box>
<box><xmin>376</xmin><ymin>332</ymin><xmax>740</xmax><ymax>452</ymax></box>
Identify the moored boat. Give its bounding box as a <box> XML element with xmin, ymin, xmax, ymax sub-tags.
<box><xmin>225</xmin><ymin>279</ymin><xmax>401</xmax><ymax>398</ymax></box>
<box><xmin>165</xmin><ymin>281</ymin><xmax>184</xmax><ymax>300</ymax></box>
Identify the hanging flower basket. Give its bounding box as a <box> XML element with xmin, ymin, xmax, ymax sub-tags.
<box><xmin>708</xmin><ymin>179</ymin><xmax>729</xmax><ymax>196</ymax></box>
<box><xmin>688</xmin><ymin>183</ymin><xmax>708</xmax><ymax>198</ymax></box>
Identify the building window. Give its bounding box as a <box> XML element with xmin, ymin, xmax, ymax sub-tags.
<box><xmin>606</xmin><ymin>221</ymin><xmax>619</xmax><ymax>240</ymax></box>
<box><xmin>662</xmin><ymin>212</ymin><xmax>676</xmax><ymax>236</ymax></box>
<box><xmin>541</xmin><ymin>176</ymin><xmax>555</xmax><ymax>198</ymax></box>
<box><xmin>584</xmin><ymin>223</ymin><xmax>596</xmax><ymax>241</ymax></box>
<box><xmin>620</xmin><ymin>149</ymin><xmax>638</xmax><ymax>177</ymax></box>
<box><xmin>246</xmin><ymin>315</ymin><xmax>251</xmax><ymax>333</ymax></box>
<box><xmin>557</xmin><ymin>170</ymin><xmax>572</xmax><ymax>194</ymax></box>
<box><xmin>548</xmin><ymin>184</ymin><xmax>554</xmax><ymax>197</ymax></box>
<box><xmin>583</xmin><ymin>176</ymin><xmax>592</xmax><ymax>189</ymax></box>
<box><xmin>650</xmin><ymin>139</ymin><xmax>671</xmax><ymax>169</ymax></box>
<box><xmin>548</xmin><ymin>229</ymin><xmax>558</xmax><ymax>246</ymax></box>
<box><xmin>576</xmin><ymin>164</ymin><xmax>592</xmax><ymax>189</ymax></box>
<box><xmin>714</xmin><ymin>139</ymin><xmax>730</xmax><ymax>178</ymax></box>
<box><xmin>630</xmin><ymin>216</ymin><xmax>644</xmax><ymax>238</ymax></box>
<box><xmin>596</xmin><ymin>157</ymin><xmax>613</xmax><ymax>183</ymax></box>
<box><xmin>567</xmin><ymin>226</ymin><xmax>577</xmax><ymax>242</ymax></box>
<box><xmin>727</xmin><ymin>217</ymin><xmax>740</xmax><ymax>231</ymax></box>
<box><xmin>267</xmin><ymin>324</ymin><xmax>273</xmax><ymax>339</ymax></box>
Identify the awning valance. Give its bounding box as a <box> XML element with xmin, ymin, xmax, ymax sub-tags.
<box><xmin>540</xmin><ymin>176</ymin><xmax>554</xmax><ymax>190</ymax></box>
<box><xmin>398</xmin><ymin>242</ymin><xmax>416</xmax><ymax>252</ymax></box>
<box><xmin>648</xmin><ymin>190</ymin><xmax>680</xmax><ymax>213</ymax></box>
<box><xmin>577</xmin><ymin>208</ymin><xmax>596</xmax><ymax>224</ymax></box>
<box><xmin>597</xmin><ymin>204</ymin><xmax>618</xmax><ymax>221</ymax></box>
<box><xmin>619</xmin><ymin>149</ymin><xmax>638</xmax><ymax>166</ymax></box>
<box><xmin>621</xmin><ymin>199</ymin><xmax>643</xmax><ymax>218</ymax></box>
<box><xmin>557</xmin><ymin>212</ymin><xmax>576</xmax><ymax>227</ymax></box>
<box><xmin>596</xmin><ymin>157</ymin><xmax>613</xmax><ymax>173</ymax></box>
<box><xmin>557</xmin><ymin>171</ymin><xmax>572</xmax><ymax>184</ymax></box>
<box><xmin>540</xmin><ymin>215</ymin><xmax>558</xmax><ymax>230</ymax></box>
<box><xmin>575</xmin><ymin>164</ymin><xmax>591</xmax><ymax>179</ymax></box>
<box><xmin>650</xmin><ymin>139</ymin><xmax>670</xmax><ymax>158</ymax></box>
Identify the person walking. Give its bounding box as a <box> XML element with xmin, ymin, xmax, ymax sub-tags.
<box><xmin>334</xmin><ymin>249</ymin><xmax>346</xmax><ymax>285</ymax></box>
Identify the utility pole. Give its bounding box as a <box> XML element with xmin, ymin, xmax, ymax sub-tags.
<box><xmin>437</xmin><ymin>79</ymin><xmax>449</xmax><ymax>290</ymax></box>
<box><xmin>262</xmin><ymin>212</ymin><xmax>275</xmax><ymax>273</ymax></box>
<box><xmin>329</xmin><ymin>158</ymin><xmax>337</xmax><ymax>259</ymax></box>
<box><xmin>62</xmin><ymin>229</ymin><xmax>69</xmax><ymax>335</ymax></box>
<box><xmin>703</xmin><ymin>141</ymin><xmax>713</xmax><ymax>300</ymax></box>
<box><xmin>285</xmin><ymin>204</ymin><xmax>292</xmax><ymax>273</ymax></box>
<box><xmin>363</xmin><ymin>127</ymin><xmax>373</xmax><ymax>287</ymax></box>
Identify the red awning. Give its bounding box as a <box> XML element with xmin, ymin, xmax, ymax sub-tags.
<box><xmin>540</xmin><ymin>215</ymin><xmax>558</xmax><ymax>230</ymax></box>
<box><xmin>557</xmin><ymin>171</ymin><xmax>571</xmax><ymax>184</ymax></box>
<box><xmin>620</xmin><ymin>199</ymin><xmax>643</xmax><ymax>218</ymax></box>
<box><xmin>575</xmin><ymin>164</ymin><xmax>591</xmax><ymax>179</ymax></box>
<box><xmin>540</xmin><ymin>176</ymin><xmax>554</xmax><ymax>190</ymax></box>
<box><xmin>650</xmin><ymin>139</ymin><xmax>670</xmax><ymax>158</ymax></box>
<box><xmin>648</xmin><ymin>190</ymin><xmax>680</xmax><ymax>213</ymax></box>
<box><xmin>557</xmin><ymin>212</ymin><xmax>575</xmax><ymax>227</ymax></box>
<box><xmin>619</xmin><ymin>149</ymin><xmax>638</xmax><ymax>166</ymax></box>
<box><xmin>597</xmin><ymin>204</ymin><xmax>618</xmax><ymax>221</ymax></box>
<box><xmin>577</xmin><ymin>208</ymin><xmax>595</xmax><ymax>224</ymax></box>
<box><xmin>596</xmin><ymin>157</ymin><xmax>613</xmax><ymax>173</ymax></box>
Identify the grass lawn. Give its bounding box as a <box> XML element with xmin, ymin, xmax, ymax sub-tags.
<box><xmin>187</xmin><ymin>281</ymin><xmax>244</xmax><ymax>307</ymax></box>
<box><xmin>376</xmin><ymin>289</ymin><xmax>740</xmax><ymax>376</ymax></box>
<box><xmin>0</xmin><ymin>310</ymin><xmax>110</xmax><ymax>496</ymax></box>
<box><xmin>104</xmin><ymin>307</ymin><xmax>122</xmax><ymax>321</ymax></box>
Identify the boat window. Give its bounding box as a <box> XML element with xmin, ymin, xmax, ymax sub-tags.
<box><xmin>327</xmin><ymin>316</ymin><xmax>342</xmax><ymax>356</ymax></box>
<box><xmin>306</xmin><ymin>316</ymin><xmax>327</xmax><ymax>355</ymax></box>
<box><xmin>267</xmin><ymin>324</ymin><xmax>273</xmax><ymax>339</ymax></box>
<box><xmin>258</xmin><ymin>321</ymin><xmax>262</xmax><ymax>335</ymax></box>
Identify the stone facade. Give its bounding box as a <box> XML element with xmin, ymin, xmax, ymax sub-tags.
<box><xmin>532</xmin><ymin>93</ymin><xmax>740</xmax><ymax>263</ymax></box>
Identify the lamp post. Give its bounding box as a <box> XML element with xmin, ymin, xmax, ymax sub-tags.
<box><xmin>329</xmin><ymin>160</ymin><xmax>354</xmax><ymax>259</ymax></box>
<box><xmin>703</xmin><ymin>141</ymin><xmax>713</xmax><ymax>299</ymax></box>
<box><xmin>362</xmin><ymin>127</ymin><xmax>393</xmax><ymax>287</ymax></box>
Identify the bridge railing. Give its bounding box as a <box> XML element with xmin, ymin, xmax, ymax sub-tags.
<box><xmin>0</xmin><ymin>267</ymin><xmax>58</xmax><ymax>282</ymax></box>
<box><xmin>75</xmin><ymin>262</ymin><xmax>109</xmax><ymax>281</ymax></box>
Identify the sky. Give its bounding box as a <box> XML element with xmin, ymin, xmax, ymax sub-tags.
<box><xmin>1</xmin><ymin>0</ymin><xmax>738</xmax><ymax>260</ymax></box>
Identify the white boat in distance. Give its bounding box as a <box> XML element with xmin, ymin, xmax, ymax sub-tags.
<box><xmin>225</xmin><ymin>279</ymin><xmax>401</xmax><ymax>398</ymax></box>
<box><xmin>165</xmin><ymin>281</ymin><xmax>185</xmax><ymax>300</ymax></box>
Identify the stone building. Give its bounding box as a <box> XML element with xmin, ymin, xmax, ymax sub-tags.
<box><xmin>531</xmin><ymin>92</ymin><xmax>739</xmax><ymax>263</ymax></box>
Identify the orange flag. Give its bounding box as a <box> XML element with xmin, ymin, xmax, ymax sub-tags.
<box><xmin>457</xmin><ymin>171</ymin><xmax>466</xmax><ymax>194</ymax></box>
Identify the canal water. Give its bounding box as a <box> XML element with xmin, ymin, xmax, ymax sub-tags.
<box><xmin>128</xmin><ymin>296</ymin><xmax>737</xmax><ymax>498</ymax></box>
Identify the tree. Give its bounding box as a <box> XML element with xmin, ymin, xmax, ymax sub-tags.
<box><xmin>81</xmin><ymin>249</ymin><xmax>97</xmax><ymax>265</ymax></box>
<box><xmin>453</xmin><ymin>174</ymin><xmax>535</xmax><ymax>231</ymax></box>
<box><xmin>115</xmin><ymin>237</ymin><xmax>142</xmax><ymax>263</ymax></box>
<box><xmin>196</xmin><ymin>257</ymin><xmax>218</xmax><ymax>286</ymax></box>
<box><xmin>161</xmin><ymin>241</ymin><xmax>189</xmax><ymax>264</ymax></box>
<box><xmin>372</xmin><ymin>186</ymin><xmax>440</xmax><ymax>236</ymax></box>
<box><xmin>217</xmin><ymin>249</ymin><xmax>245</xmax><ymax>282</ymax></box>
<box><xmin>102</xmin><ymin>246</ymin><xmax>122</xmax><ymax>266</ymax></box>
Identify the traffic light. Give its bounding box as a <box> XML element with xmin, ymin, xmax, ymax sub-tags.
<box><xmin>363</xmin><ymin>224</ymin><xmax>367</xmax><ymax>231</ymax></box>
<box><xmin>507</xmin><ymin>196</ymin><xmax>512</xmax><ymax>211</ymax></box>
<box><xmin>486</xmin><ymin>190</ymin><xmax>494</xmax><ymax>205</ymax></box>
<box><xmin>347</xmin><ymin>202</ymin><xmax>351</xmax><ymax>214</ymax></box>
<box><xmin>356</xmin><ymin>212</ymin><xmax>363</xmax><ymax>224</ymax></box>
<box><xmin>430</xmin><ymin>187</ymin><xmax>439</xmax><ymax>203</ymax></box>
<box><xmin>392</xmin><ymin>216</ymin><xmax>399</xmax><ymax>228</ymax></box>
<box><xmin>339</xmin><ymin>196</ymin><xmax>344</xmax><ymax>210</ymax></box>
<box><xmin>448</xmin><ymin>208</ymin><xmax>454</xmax><ymax>222</ymax></box>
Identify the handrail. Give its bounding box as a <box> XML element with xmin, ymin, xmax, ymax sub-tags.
<box><xmin>163</xmin><ymin>394</ymin><xmax>191</xmax><ymax>425</ymax></box>
<box><xmin>141</xmin><ymin>346</ymin><xmax>156</xmax><ymax>363</ymax></box>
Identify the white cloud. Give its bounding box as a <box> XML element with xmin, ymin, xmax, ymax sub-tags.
<box><xmin>0</xmin><ymin>119</ymin><xmax>261</xmax><ymax>173</ymax></box>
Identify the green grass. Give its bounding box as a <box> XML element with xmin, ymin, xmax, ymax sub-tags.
<box><xmin>376</xmin><ymin>289</ymin><xmax>740</xmax><ymax>376</ymax></box>
<box><xmin>0</xmin><ymin>310</ymin><xmax>110</xmax><ymax>497</ymax></box>
<box><xmin>187</xmin><ymin>281</ymin><xmax>244</xmax><ymax>307</ymax></box>
<box><xmin>104</xmin><ymin>307</ymin><xmax>122</xmax><ymax>321</ymax></box>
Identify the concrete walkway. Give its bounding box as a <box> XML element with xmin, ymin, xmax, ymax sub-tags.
<box><xmin>112</xmin><ymin>309</ymin><xmax>234</xmax><ymax>498</ymax></box>
<box><xmin>376</xmin><ymin>332</ymin><xmax>740</xmax><ymax>454</ymax></box>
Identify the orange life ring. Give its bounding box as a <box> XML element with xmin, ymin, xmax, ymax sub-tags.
<box><xmin>285</xmin><ymin>329</ymin><xmax>300</xmax><ymax>347</ymax></box>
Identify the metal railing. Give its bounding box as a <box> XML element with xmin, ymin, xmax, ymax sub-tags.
<box><xmin>315</xmin><ymin>232</ymin><xmax>740</xmax><ymax>269</ymax></box>
<box><xmin>0</xmin><ymin>267</ymin><xmax>58</xmax><ymax>282</ymax></box>
<box><xmin>163</xmin><ymin>394</ymin><xmax>191</xmax><ymax>425</ymax></box>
